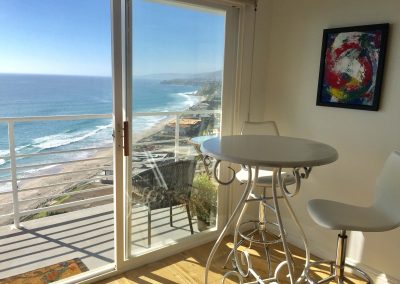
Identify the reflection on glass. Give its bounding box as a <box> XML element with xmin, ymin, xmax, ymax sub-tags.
<box><xmin>130</xmin><ymin>0</ymin><xmax>225</xmax><ymax>255</ymax></box>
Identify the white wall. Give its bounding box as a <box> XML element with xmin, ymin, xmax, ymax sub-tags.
<box><xmin>251</xmin><ymin>0</ymin><xmax>400</xmax><ymax>281</ymax></box>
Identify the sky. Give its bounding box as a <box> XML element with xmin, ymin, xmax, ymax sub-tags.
<box><xmin>0</xmin><ymin>0</ymin><xmax>225</xmax><ymax>77</ymax></box>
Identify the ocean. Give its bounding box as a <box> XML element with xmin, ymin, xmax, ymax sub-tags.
<box><xmin>0</xmin><ymin>73</ymin><xmax>199</xmax><ymax>188</ymax></box>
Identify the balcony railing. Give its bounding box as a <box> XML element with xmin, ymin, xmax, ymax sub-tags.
<box><xmin>0</xmin><ymin>109</ymin><xmax>221</xmax><ymax>228</ymax></box>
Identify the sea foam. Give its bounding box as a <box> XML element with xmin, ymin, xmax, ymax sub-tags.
<box><xmin>0</xmin><ymin>150</ymin><xmax>9</xmax><ymax>158</ymax></box>
<box><xmin>175</xmin><ymin>91</ymin><xmax>200</xmax><ymax>109</ymax></box>
<box><xmin>0</xmin><ymin>182</ymin><xmax>11</xmax><ymax>193</ymax></box>
<box><xmin>0</xmin><ymin>150</ymin><xmax>9</xmax><ymax>167</ymax></box>
<box><xmin>32</xmin><ymin>123</ymin><xmax>112</xmax><ymax>151</ymax></box>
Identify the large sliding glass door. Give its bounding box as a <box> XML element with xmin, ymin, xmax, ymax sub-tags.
<box><xmin>125</xmin><ymin>0</ymin><xmax>227</xmax><ymax>257</ymax></box>
<box><xmin>0</xmin><ymin>0</ymin><xmax>247</xmax><ymax>282</ymax></box>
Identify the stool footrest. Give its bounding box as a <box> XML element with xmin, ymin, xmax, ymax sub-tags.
<box><xmin>238</xmin><ymin>220</ymin><xmax>284</xmax><ymax>245</ymax></box>
<box><xmin>305</xmin><ymin>260</ymin><xmax>373</xmax><ymax>284</ymax></box>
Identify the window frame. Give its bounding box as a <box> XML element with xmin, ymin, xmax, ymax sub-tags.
<box><xmin>58</xmin><ymin>0</ymin><xmax>256</xmax><ymax>282</ymax></box>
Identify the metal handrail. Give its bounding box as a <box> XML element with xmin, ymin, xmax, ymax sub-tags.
<box><xmin>134</xmin><ymin>138</ymin><xmax>188</xmax><ymax>146</ymax></box>
<box><xmin>0</xmin><ymin>113</ymin><xmax>112</xmax><ymax>123</ymax></box>
<box><xmin>0</xmin><ymin>110</ymin><xmax>221</xmax><ymax>226</ymax></box>
<box><xmin>132</xmin><ymin>109</ymin><xmax>220</xmax><ymax>116</ymax></box>
<box><xmin>0</xmin><ymin>109</ymin><xmax>219</xmax><ymax>122</ymax></box>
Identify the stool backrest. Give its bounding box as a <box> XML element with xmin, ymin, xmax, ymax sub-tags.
<box><xmin>374</xmin><ymin>150</ymin><xmax>400</xmax><ymax>225</ymax></box>
<box><xmin>241</xmin><ymin>121</ymin><xmax>280</xmax><ymax>136</ymax></box>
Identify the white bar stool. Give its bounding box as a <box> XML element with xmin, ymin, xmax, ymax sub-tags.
<box><xmin>305</xmin><ymin>150</ymin><xmax>400</xmax><ymax>283</ymax></box>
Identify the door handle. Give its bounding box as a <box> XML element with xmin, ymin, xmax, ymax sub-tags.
<box><xmin>123</xmin><ymin>121</ymin><xmax>129</xmax><ymax>156</ymax></box>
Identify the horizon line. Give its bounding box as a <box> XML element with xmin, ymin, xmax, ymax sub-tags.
<box><xmin>0</xmin><ymin>70</ymin><xmax>222</xmax><ymax>78</ymax></box>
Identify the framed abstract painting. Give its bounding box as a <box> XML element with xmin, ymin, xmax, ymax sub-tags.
<box><xmin>316</xmin><ymin>24</ymin><xmax>389</xmax><ymax>111</ymax></box>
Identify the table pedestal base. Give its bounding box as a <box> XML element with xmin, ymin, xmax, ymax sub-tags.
<box><xmin>204</xmin><ymin>165</ymin><xmax>310</xmax><ymax>284</ymax></box>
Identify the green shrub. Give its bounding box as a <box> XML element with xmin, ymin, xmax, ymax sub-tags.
<box><xmin>190</xmin><ymin>173</ymin><xmax>217</xmax><ymax>223</ymax></box>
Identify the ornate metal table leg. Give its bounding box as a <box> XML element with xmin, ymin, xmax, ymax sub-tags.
<box><xmin>232</xmin><ymin>166</ymin><xmax>260</xmax><ymax>279</ymax></box>
<box><xmin>207</xmin><ymin>164</ymin><xmax>311</xmax><ymax>284</ymax></box>
<box><xmin>222</xmin><ymin>228</ymin><xmax>258</xmax><ymax>269</ymax></box>
<box><xmin>278</xmin><ymin>168</ymin><xmax>312</xmax><ymax>283</ymax></box>
<box><xmin>223</xmin><ymin>190</ymin><xmax>276</xmax><ymax>274</ymax></box>
<box><xmin>272</xmin><ymin>168</ymin><xmax>295</xmax><ymax>283</ymax></box>
<box><xmin>204</xmin><ymin>161</ymin><xmax>253</xmax><ymax>284</ymax></box>
<box><xmin>281</xmin><ymin>190</ymin><xmax>310</xmax><ymax>283</ymax></box>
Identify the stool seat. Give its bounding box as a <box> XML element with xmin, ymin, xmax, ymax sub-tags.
<box><xmin>236</xmin><ymin>168</ymin><xmax>296</xmax><ymax>186</ymax></box>
<box><xmin>308</xmin><ymin>199</ymin><xmax>397</xmax><ymax>232</ymax></box>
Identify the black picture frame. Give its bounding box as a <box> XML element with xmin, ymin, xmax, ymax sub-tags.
<box><xmin>316</xmin><ymin>23</ymin><xmax>389</xmax><ymax>111</ymax></box>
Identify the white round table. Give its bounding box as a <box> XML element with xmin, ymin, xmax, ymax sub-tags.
<box><xmin>201</xmin><ymin>135</ymin><xmax>338</xmax><ymax>284</ymax></box>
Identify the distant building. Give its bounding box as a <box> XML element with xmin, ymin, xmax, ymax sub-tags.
<box><xmin>165</xmin><ymin>118</ymin><xmax>201</xmax><ymax>136</ymax></box>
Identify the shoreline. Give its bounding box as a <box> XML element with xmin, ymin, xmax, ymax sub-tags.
<box><xmin>0</xmin><ymin>92</ymin><xmax>212</xmax><ymax>225</ymax></box>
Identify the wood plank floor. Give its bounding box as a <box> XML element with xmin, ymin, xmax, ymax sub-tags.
<box><xmin>98</xmin><ymin>235</ymin><xmax>367</xmax><ymax>284</ymax></box>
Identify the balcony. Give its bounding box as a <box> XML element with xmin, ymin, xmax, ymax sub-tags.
<box><xmin>0</xmin><ymin>203</ymin><xmax>199</xmax><ymax>279</ymax></box>
<box><xmin>0</xmin><ymin>110</ymin><xmax>220</xmax><ymax>280</ymax></box>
